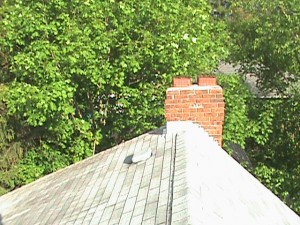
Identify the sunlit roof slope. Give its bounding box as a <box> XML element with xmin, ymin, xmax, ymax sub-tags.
<box><xmin>0</xmin><ymin>122</ymin><xmax>299</xmax><ymax>225</ymax></box>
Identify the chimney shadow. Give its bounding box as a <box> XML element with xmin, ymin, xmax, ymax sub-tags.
<box><xmin>0</xmin><ymin>214</ymin><xmax>4</xmax><ymax>225</ymax></box>
<box><xmin>148</xmin><ymin>126</ymin><xmax>166</xmax><ymax>135</ymax></box>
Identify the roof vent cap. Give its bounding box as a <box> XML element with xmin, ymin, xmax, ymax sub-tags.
<box><xmin>132</xmin><ymin>148</ymin><xmax>152</xmax><ymax>163</ymax></box>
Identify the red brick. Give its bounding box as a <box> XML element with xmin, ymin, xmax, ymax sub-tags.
<box><xmin>180</xmin><ymin>90</ymin><xmax>195</xmax><ymax>95</ymax></box>
<box><xmin>210</xmin><ymin>98</ymin><xmax>224</xmax><ymax>103</ymax></box>
<box><xmin>218</xmin><ymin>102</ymin><xmax>225</xmax><ymax>107</ymax></box>
<box><xmin>195</xmin><ymin>99</ymin><xmax>207</xmax><ymax>104</ymax></box>
<box><xmin>184</xmin><ymin>108</ymin><xmax>197</xmax><ymax>113</ymax></box>
<box><xmin>198</xmin><ymin>76</ymin><xmax>217</xmax><ymax>86</ymax></box>
<box><xmin>196</xmin><ymin>108</ymin><xmax>205</xmax><ymax>113</ymax></box>
<box><xmin>195</xmin><ymin>90</ymin><xmax>209</xmax><ymax>95</ymax></box>
<box><xmin>174</xmin><ymin>77</ymin><xmax>192</xmax><ymax>87</ymax></box>
<box><xmin>214</xmin><ymin>108</ymin><xmax>225</xmax><ymax>113</ymax></box>
<box><xmin>210</xmin><ymin>89</ymin><xmax>223</xmax><ymax>94</ymax></box>
<box><xmin>175</xmin><ymin>94</ymin><xmax>189</xmax><ymax>100</ymax></box>
<box><xmin>202</xmin><ymin>94</ymin><xmax>215</xmax><ymax>99</ymax></box>
<box><xmin>168</xmin><ymin>90</ymin><xmax>180</xmax><ymax>95</ymax></box>
<box><xmin>203</xmin><ymin>103</ymin><xmax>216</xmax><ymax>109</ymax></box>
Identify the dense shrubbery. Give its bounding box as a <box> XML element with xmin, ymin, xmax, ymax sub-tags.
<box><xmin>249</xmin><ymin>98</ymin><xmax>300</xmax><ymax>213</ymax></box>
<box><xmin>0</xmin><ymin>0</ymin><xmax>228</xmax><ymax>193</ymax></box>
<box><xmin>218</xmin><ymin>75</ymin><xmax>273</xmax><ymax>149</ymax></box>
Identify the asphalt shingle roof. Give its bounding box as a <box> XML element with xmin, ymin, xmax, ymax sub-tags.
<box><xmin>0</xmin><ymin>122</ymin><xmax>300</xmax><ymax>225</ymax></box>
<box><xmin>0</xmin><ymin>129</ymin><xmax>175</xmax><ymax>225</ymax></box>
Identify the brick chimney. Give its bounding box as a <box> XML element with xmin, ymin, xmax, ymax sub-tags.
<box><xmin>165</xmin><ymin>76</ymin><xmax>225</xmax><ymax>146</ymax></box>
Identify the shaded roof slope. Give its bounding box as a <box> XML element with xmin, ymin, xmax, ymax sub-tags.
<box><xmin>0</xmin><ymin>122</ymin><xmax>299</xmax><ymax>225</ymax></box>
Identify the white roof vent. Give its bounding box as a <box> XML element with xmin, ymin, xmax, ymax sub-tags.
<box><xmin>132</xmin><ymin>148</ymin><xmax>152</xmax><ymax>163</ymax></box>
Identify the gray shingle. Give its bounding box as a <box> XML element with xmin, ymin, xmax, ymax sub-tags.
<box><xmin>0</xmin><ymin>122</ymin><xmax>299</xmax><ymax>225</ymax></box>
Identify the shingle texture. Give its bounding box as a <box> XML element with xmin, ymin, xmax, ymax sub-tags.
<box><xmin>0</xmin><ymin>122</ymin><xmax>299</xmax><ymax>225</ymax></box>
<box><xmin>0</xmin><ymin>129</ymin><xmax>175</xmax><ymax>225</ymax></box>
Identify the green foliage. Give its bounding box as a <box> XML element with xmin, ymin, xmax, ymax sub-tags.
<box><xmin>0</xmin><ymin>85</ymin><xmax>24</xmax><ymax>195</ymax></box>
<box><xmin>217</xmin><ymin>74</ymin><xmax>273</xmax><ymax>149</ymax></box>
<box><xmin>0</xmin><ymin>0</ymin><xmax>228</xmax><ymax>191</ymax></box>
<box><xmin>210</xmin><ymin>0</ymin><xmax>231</xmax><ymax>18</ymax></box>
<box><xmin>249</xmin><ymin>98</ymin><xmax>300</xmax><ymax>213</ymax></box>
<box><xmin>228</xmin><ymin>0</ymin><xmax>300</xmax><ymax>93</ymax></box>
<box><xmin>254</xmin><ymin>163</ymin><xmax>289</xmax><ymax>198</ymax></box>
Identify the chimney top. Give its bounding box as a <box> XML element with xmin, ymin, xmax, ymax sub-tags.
<box><xmin>198</xmin><ymin>76</ymin><xmax>218</xmax><ymax>86</ymax></box>
<box><xmin>173</xmin><ymin>77</ymin><xmax>192</xmax><ymax>87</ymax></box>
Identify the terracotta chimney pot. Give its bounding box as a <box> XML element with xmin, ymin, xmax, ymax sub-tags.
<box><xmin>173</xmin><ymin>77</ymin><xmax>192</xmax><ymax>87</ymax></box>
